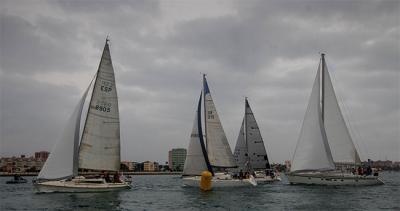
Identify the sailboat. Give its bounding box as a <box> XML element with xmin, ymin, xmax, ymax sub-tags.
<box><xmin>233</xmin><ymin>98</ymin><xmax>281</xmax><ymax>184</ymax></box>
<box><xmin>182</xmin><ymin>75</ymin><xmax>256</xmax><ymax>187</ymax></box>
<box><xmin>34</xmin><ymin>39</ymin><xmax>131</xmax><ymax>193</ymax></box>
<box><xmin>287</xmin><ymin>54</ymin><xmax>383</xmax><ymax>186</ymax></box>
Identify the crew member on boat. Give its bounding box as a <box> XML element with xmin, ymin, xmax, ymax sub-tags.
<box><xmin>113</xmin><ymin>171</ymin><xmax>121</xmax><ymax>183</ymax></box>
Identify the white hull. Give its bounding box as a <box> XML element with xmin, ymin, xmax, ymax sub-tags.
<box><xmin>287</xmin><ymin>172</ymin><xmax>384</xmax><ymax>186</ymax></box>
<box><xmin>255</xmin><ymin>176</ymin><xmax>281</xmax><ymax>184</ymax></box>
<box><xmin>34</xmin><ymin>178</ymin><xmax>131</xmax><ymax>193</ymax></box>
<box><xmin>254</xmin><ymin>171</ymin><xmax>281</xmax><ymax>184</ymax></box>
<box><xmin>182</xmin><ymin>176</ymin><xmax>255</xmax><ymax>188</ymax></box>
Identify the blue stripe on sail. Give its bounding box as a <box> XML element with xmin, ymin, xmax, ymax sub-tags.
<box><xmin>197</xmin><ymin>92</ymin><xmax>214</xmax><ymax>175</ymax></box>
<box><xmin>203</xmin><ymin>75</ymin><xmax>210</xmax><ymax>94</ymax></box>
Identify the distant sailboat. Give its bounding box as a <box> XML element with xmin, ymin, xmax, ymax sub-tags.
<box><xmin>34</xmin><ymin>39</ymin><xmax>131</xmax><ymax>193</ymax></box>
<box><xmin>182</xmin><ymin>75</ymin><xmax>256</xmax><ymax>187</ymax></box>
<box><xmin>287</xmin><ymin>54</ymin><xmax>383</xmax><ymax>186</ymax></box>
<box><xmin>233</xmin><ymin>98</ymin><xmax>280</xmax><ymax>183</ymax></box>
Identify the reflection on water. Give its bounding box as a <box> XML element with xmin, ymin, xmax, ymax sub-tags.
<box><xmin>32</xmin><ymin>189</ymin><xmax>123</xmax><ymax>210</ymax></box>
<box><xmin>0</xmin><ymin>172</ymin><xmax>399</xmax><ymax>210</ymax></box>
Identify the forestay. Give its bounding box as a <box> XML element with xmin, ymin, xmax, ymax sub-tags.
<box><xmin>79</xmin><ymin>42</ymin><xmax>120</xmax><ymax>171</ymax></box>
<box><xmin>322</xmin><ymin>62</ymin><xmax>361</xmax><ymax>164</ymax></box>
<box><xmin>203</xmin><ymin>76</ymin><xmax>237</xmax><ymax>168</ymax></box>
<box><xmin>291</xmin><ymin>66</ymin><xmax>335</xmax><ymax>172</ymax></box>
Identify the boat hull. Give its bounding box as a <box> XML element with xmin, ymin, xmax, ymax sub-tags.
<box><xmin>253</xmin><ymin>171</ymin><xmax>281</xmax><ymax>184</ymax></box>
<box><xmin>34</xmin><ymin>179</ymin><xmax>131</xmax><ymax>193</ymax></box>
<box><xmin>255</xmin><ymin>176</ymin><xmax>281</xmax><ymax>184</ymax></box>
<box><xmin>287</xmin><ymin>172</ymin><xmax>384</xmax><ymax>186</ymax></box>
<box><xmin>182</xmin><ymin>176</ymin><xmax>255</xmax><ymax>188</ymax></box>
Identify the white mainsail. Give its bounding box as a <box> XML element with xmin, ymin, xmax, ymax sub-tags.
<box><xmin>245</xmin><ymin>99</ymin><xmax>269</xmax><ymax>170</ymax></box>
<box><xmin>322</xmin><ymin>62</ymin><xmax>361</xmax><ymax>164</ymax></box>
<box><xmin>203</xmin><ymin>76</ymin><xmax>237</xmax><ymax>168</ymax></box>
<box><xmin>79</xmin><ymin>42</ymin><xmax>120</xmax><ymax>171</ymax></box>
<box><xmin>291</xmin><ymin>66</ymin><xmax>335</xmax><ymax>172</ymax></box>
<box><xmin>233</xmin><ymin>119</ymin><xmax>248</xmax><ymax>172</ymax></box>
<box><xmin>38</xmin><ymin>83</ymin><xmax>91</xmax><ymax>180</ymax></box>
<box><xmin>183</xmin><ymin>94</ymin><xmax>210</xmax><ymax>176</ymax></box>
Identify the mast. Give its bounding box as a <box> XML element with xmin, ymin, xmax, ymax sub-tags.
<box><xmin>203</xmin><ymin>74</ymin><xmax>208</xmax><ymax>152</ymax></box>
<box><xmin>244</xmin><ymin>97</ymin><xmax>250</xmax><ymax>171</ymax></box>
<box><xmin>321</xmin><ymin>53</ymin><xmax>325</xmax><ymax>122</ymax></box>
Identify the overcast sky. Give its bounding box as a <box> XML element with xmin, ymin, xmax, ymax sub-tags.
<box><xmin>1</xmin><ymin>0</ymin><xmax>399</xmax><ymax>164</ymax></box>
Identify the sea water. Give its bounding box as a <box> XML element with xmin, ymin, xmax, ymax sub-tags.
<box><xmin>1</xmin><ymin>171</ymin><xmax>399</xmax><ymax>210</ymax></box>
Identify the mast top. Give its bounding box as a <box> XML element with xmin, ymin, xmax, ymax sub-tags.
<box><xmin>321</xmin><ymin>53</ymin><xmax>325</xmax><ymax>59</ymax></box>
<box><xmin>203</xmin><ymin>74</ymin><xmax>210</xmax><ymax>94</ymax></box>
<box><xmin>245</xmin><ymin>97</ymin><xmax>250</xmax><ymax>108</ymax></box>
<box><xmin>106</xmin><ymin>36</ymin><xmax>110</xmax><ymax>44</ymax></box>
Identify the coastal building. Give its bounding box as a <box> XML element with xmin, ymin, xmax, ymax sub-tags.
<box><xmin>121</xmin><ymin>161</ymin><xmax>136</xmax><ymax>171</ymax></box>
<box><xmin>35</xmin><ymin>151</ymin><xmax>50</xmax><ymax>161</ymax></box>
<box><xmin>143</xmin><ymin>161</ymin><xmax>159</xmax><ymax>172</ymax></box>
<box><xmin>371</xmin><ymin>160</ymin><xmax>393</xmax><ymax>170</ymax></box>
<box><xmin>0</xmin><ymin>151</ymin><xmax>49</xmax><ymax>173</ymax></box>
<box><xmin>168</xmin><ymin>148</ymin><xmax>187</xmax><ymax>171</ymax></box>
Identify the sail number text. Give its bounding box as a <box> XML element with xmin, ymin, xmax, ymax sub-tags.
<box><xmin>95</xmin><ymin>101</ymin><xmax>111</xmax><ymax>112</ymax></box>
<box><xmin>207</xmin><ymin>111</ymin><xmax>215</xmax><ymax>119</ymax></box>
<box><xmin>100</xmin><ymin>81</ymin><xmax>113</xmax><ymax>92</ymax></box>
<box><xmin>95</xmin><ymin>105</ymin><xmax>111</xmax><ymax>112</ymax></box>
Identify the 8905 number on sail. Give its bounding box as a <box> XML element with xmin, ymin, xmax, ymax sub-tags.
<box><xmin>95</xmin><ymin>105</ymin><xmax>111</xmax><ymax>112</ymax></box>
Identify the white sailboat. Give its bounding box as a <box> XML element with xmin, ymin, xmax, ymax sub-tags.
<box><xmin>233</xmin><ymin>98</ymin><xmax>281</xmax><ymax>184</ymax></box>
<box><xmin>34</xmin><ymin>39</ymin><xmax>131</xmax><ymax>193</ymax></box>
<box><xmin>287</xmin><ymin>54</ymin><xmax>383</xmax><ymax>186</ymax></box>
<box><xmin>182</xmin><ymin>75</ymin><xmax>256</xmax><ymax>187</ymax></box>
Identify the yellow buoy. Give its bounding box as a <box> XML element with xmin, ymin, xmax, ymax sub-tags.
<box><xmin>200</xmin><ymin>171</ymin><xmax>212</xmax><ymax>191</ymax></box>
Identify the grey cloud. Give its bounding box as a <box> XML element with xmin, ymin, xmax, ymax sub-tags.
<box><xmin>0</xmin><ymin>13</ymin><xmax>89</xmax><ymax>74</ymax></box>
<box><xmin>0</xmin><ymin>73</ymin><xmax>82</xmax><ymax>156</ymax></box>
<box><xmin>1</xmin><ymin>0</ymin><xmax>399</xmax><ymax>163</ymax></box>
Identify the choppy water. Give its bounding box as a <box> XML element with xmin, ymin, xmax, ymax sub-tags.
<box><xmin>1</xmin><ymin>172</ymin><xmax>399</xmax><ymax>210</ymax></box>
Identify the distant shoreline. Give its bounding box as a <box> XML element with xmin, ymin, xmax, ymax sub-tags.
<box><xmin>0</xmin><ymin>172</ymin><xmax>183</xmax><ymax>177</ymax></box>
